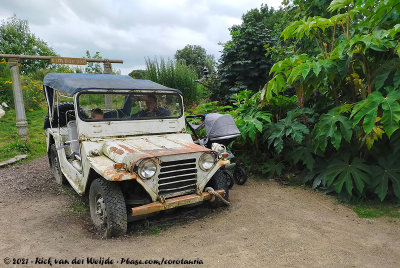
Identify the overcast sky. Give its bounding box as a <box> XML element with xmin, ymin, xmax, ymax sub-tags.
<box><xmin>0</xmin><ymin>0</ymin><xmax>282</xmax><ymax>74</ymax></box>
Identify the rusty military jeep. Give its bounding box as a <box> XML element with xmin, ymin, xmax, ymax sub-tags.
<box><xmin>43</xmin><ymin>73</ymin><xmax>230</xmax><ymax>237</ymax></box>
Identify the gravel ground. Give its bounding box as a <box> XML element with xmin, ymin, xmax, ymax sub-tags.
<box><xmin>0</xmin><ymin>156</ymin><xmax>400</xmax><ymax>268</ymax></box>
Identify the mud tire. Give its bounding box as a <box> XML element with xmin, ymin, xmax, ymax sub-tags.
<box><xmin>207</xmin><ymin>169</ymin><xmax>230</xmax><ymax>208</ymax></box>
<box><xmin>89</xmin><ymin>178</ymin><xmax>127</xmax><ymax>238</ymax></box>
<box><xmin>223</xmin><ymin>170</ymin><xmax>234</xmax><ymax>189</ymax></box>
<box><xmin>49</xmin><ymin>143</ymin><xmax>68</xmax><ymax>185</ymax></box>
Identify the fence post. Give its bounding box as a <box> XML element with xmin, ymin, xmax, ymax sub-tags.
<box><xmin>8</xmin><ymin>58</ymin><xmax>29</xmax><ymax>141</ymax></box>
<box><xmin>103</xmin><ymin>60</ymin><xmax>113</xmax><ymax>110</ymax></box>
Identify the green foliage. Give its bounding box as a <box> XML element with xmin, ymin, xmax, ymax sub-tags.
<box><xmin>263</xmin><ymin>0</ymin><xmax>400</xmax><ymax>107</ymax></box>
<box><xmin>0</xmin><ymin>107</ymin><xmax>48</xmax><ymax>162</ymax></box>
<box><xmin>313</xmin><ymin>109</ymin><xmax>352</xmax><ymax>151</ymax></box>
<box><xmin>326</xmin><ymin>153</ymin><xmax>371</xmax><ymax>195</ymax></box>
<box><xmin>291</xmin><ymin>145</ymin><xmax>315</xmax><ymax>171</ymax></box>
<box><xmin>236</xmin><ymin>111</ymin><xmax>271</xmax><ymax>142</ymax></box>
<box><xmin>0</xmin><ymin>60</ymin><xmax>13</xmax><ymax>106</ymax></box>
<box><xmin>208</xmin><ymin>0</ymin><xmax>400</xmax><ymax>203</ymax></box>
<box><xmin>218</xmin><ymin>5</ymin><xmax>290</xmax><ymax>100</ymax></box>
<box><xmin>3</xmin><ymin>139</ymin><xmax>30</xmax><ymax>153</ymax></box>
<box><xmin>261</xmin><ymin>54</ymin><xmax>336</xmax><ymax>104</ymax></box>
<box><xmin>327</xmin><ymin>0</ymin><xmax>354</xmax><ymax>13</ymax></box>
<box><xmin>282</xmin><ymin>0</ymin><xmax>332</xmax><ymax>19</ymax></box>
<box><xmin>266</xmin><ymin>108</ymin><xmax>313</xmax><ymax>154</ymax></box>
<box><xmin>186</xmin><ymin>101</ymin><xmax>232</xmax><ymax>115</ymax></box>
<box><xmin>174</xmin><ymin>45</ymin><xmax>215</xmax><ymax>77</ymax></box>
<box><xmin>84</xmin><ymin>50</ymin><xmax>103</xmax><ymax>74</ymax></box>
<box><xmin>305</xmin><ymin>153</ymin><xmax>371</xmax><ymax>196</ymax></box>
<box><xmin>370</xmin><ymin>156</ymin><xmax>400</xmax><ymax>201</ymax></box>
<box><xmin>352</xmin><ymin>204</ymin><xmax>400</xmax><ymax>218</ymax></box>
<box><xmin>230</xmin><ymin>90</ymin><xmax>271</xmax><ymax>142</ymax></box>
<box><xmin>0</xmin><ymin>15</ymin><xmax>57</xmax><ymax>74</ymax></box>
<box><xmin>261</xmin><ymin>159</ymin><xmax>284</xmax><ymax>178</ymax></box>
<box><xmin>129</xmin><ymin>69</ymin><xmax>147</xmax><ymax>79</ymax></box>
<box><xmin>351</xmin><ymin>89</ymin><xmax>400</xmax><ymax>138</ymax></box>
<box><xmin>145</xmin><ymin>58</ymin><xmax>199</xmax><ymax>105</ymax></box>
<box><xmin>303</xmin><ymin>159</ymin><xmax>329</xmax><ymax>189</ymax></box>
<box><xmin>21</xmin><ymin>77</ymin><xmax>45</xmax><ymax>110</ymax></box>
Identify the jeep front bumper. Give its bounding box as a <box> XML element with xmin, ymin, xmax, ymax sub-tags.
<box><xmin>131</xmin><ymin>190</ymin><xmax>225</xmax><ymax>216</ymax></box>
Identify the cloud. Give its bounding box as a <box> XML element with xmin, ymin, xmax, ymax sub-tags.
<box><xmin>0</xmin><ymin>0</ymin><xmax>282</xmax><ymax>74</ymax></box>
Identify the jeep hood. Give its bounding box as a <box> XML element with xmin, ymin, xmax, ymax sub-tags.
<box><xmin>102</xmin><ymin>134</ymin><xmax>210</xmax><ymax>170</ymax></box>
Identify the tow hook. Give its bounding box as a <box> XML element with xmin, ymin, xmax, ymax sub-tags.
<box><xmin>204</xmin><ymin>187</ymin><xmax>231</xmax><ymax>206</ymax></box>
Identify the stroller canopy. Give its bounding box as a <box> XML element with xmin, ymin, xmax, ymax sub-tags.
<box><xmin>205</xmin><ymin>113</ymin><xmax>241</xmax><ymax>141</ymax></box>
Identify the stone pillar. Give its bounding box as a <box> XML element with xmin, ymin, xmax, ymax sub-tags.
<box><xmin>9</xmin><ymin>58</ymin><xmax>29</xmax><ymax>141</ymax></box>
<box><xmin>103</xmin><ymin>60</ymin><xmax>113</xmax><ymax>110</ymax></box>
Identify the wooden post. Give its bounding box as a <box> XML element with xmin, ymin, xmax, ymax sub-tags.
<box><xmin>8</xmin><ymin>58</ymin><xmax>29</xmax><ymax>141</ymax></box>
<box><xmin>103</xmin><ymin>60</ymin><xmax>113</xmax><ymax>110</ymax></box>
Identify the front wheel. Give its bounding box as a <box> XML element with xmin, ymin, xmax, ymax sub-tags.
<box><xmin>233</xmin><ymin>165</ymin><xmax>248</xmax><ymax>185</ymax></box>
<box><xmin>89</xmin><ymin>178</ymin><xmax>127</xmax><ymax>238</ymax></box>
<box><xmin>49</xmin><ymin>144</ymin><xmax>68</xmax><ymax>185</ymax></box>
<box><xmin>207</xmin><ymin>169</ymin><xmax>230</xmax><ymax>207</ymax></box>
<box><xmin>223</xmin><ymin>170</ymin><xmax>234</xmax><ymax>189</ymax></box>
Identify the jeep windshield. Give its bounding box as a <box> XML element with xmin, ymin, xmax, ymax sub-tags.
<box><xmin>77</xmin><ymin>91</ymin><xmax>183</xmax><ymax>121</ymax></box>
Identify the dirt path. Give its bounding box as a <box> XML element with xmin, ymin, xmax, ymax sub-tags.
<box><xmin>1</xmin><ymin>156</ymin><xmax>399</xmax><ymax>268</ymax></box>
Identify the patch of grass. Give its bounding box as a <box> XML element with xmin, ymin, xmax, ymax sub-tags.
<box><xmin>147</xmin><ymin>226</ymin><xmax>161</xmax><ymax>235</ymax></box>
<box><xmin>352</xmin><ymin>203</ymin><xmax>400</xmax><ymax>218</ymax></box>
<box><xmin>0</xmin><ymin>105</ymin><xmax>48</xmax><ymax>162</ymax></box>
<box><xmin>69</xmin><ymin>201</ymin><xmax>89</xmax><ymax>214</ymax></box>
<box><xmin>134</xmin><ymin>221</ymin><xmax>169</xmax><ymax>236</ymax></box>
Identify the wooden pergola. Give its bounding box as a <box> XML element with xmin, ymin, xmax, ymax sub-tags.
<box><xmin>0</xmin><ymin>54</ymin><xmax>123</xmax><ymax>141</ymax></box>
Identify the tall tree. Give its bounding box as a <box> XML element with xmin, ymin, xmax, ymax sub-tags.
<box><xmin>218</xmin><ymin>5</ymin><xmax>289</xmax><ymax>99</ymax></box>
<box><xmin>174</xmin><ymin>45</ymin><xmax>215</xmax><ymax>78</ymax></box>
<box><xmin>0</xmin><ymin>15</ymin><xmax>57</xmax><ymax>74</ymax></box>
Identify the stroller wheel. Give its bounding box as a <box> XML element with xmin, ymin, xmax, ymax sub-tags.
<box><xmin>233</xmin><ymin>165</ymin><xmax>248</xmax><ymax>185</ymax></box>
<box><xmin>223</xmin><ymin>170</ymin><xmax>234</xmax><ymax>189</ymax></box>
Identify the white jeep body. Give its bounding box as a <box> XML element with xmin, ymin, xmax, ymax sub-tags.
<box><xmin>44</xmin><ymin>74</ymin><xmax>229</xmax><ymax>225</ymax></box>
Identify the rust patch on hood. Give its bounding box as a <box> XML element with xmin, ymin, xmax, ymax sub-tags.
<box><xmin>103</xmin><ymin>169</ymin><xmax>138</xmax><ymax>181</ymax></box>
<box><xmin>119</xmin><ymin>144</ymin><xmax>136</xmax><ymax>153</ymax></box>
<box><xmin>103</xmin><ymin>134</ymin><xmax>211</xmax><ymax>170</ymax></box>
<box><xmin>109</xmin><ymin>146</ymin><xmax>124</xmax><ymax>155</ymax></box>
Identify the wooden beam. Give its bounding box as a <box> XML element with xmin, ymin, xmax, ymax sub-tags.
<box><xmin>0</xmin><ymin>54</ymin><xmax>123</xmax><ymax>63</ymax></box>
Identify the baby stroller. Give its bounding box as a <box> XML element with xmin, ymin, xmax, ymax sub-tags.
<box><xmin>186</xmin><ymin>113</ymin><xmax>248</xmax><ymax>188</ymax></box>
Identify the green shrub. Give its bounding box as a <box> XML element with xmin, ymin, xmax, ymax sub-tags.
<box><xmin>145</xmin><ymin>58</ymin><xmax>200</xmax><ymax>105</ymax></box>
<box><xmin>0</xmin><ymin>60</ymin><xmax>13</xmax><ymax>106</ymax></box>
<box><xmin>21</xmin><ymin>77</ymin><xmax>45</xmax><ymax>111</ymax></box>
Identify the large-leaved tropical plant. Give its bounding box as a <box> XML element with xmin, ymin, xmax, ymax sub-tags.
<box><xmin>312</xmin><ymin>109</ymin><xmax>353</xmax><ymax>151</ymax></box>
<box><xmin>305</xmin><ymin>153</ymin><xmax>371</xmax><ymax>196</ymax></box>
<box><xmin>266</xmin><ymin>108</ymin><xmax>313</xmax><ymax>154</ymax></box>
<box><xmin>351</xmin><ymin>88</ymin><xmax>400</xmax><ymax>139</ymax></box>
<box><xmin>370</xmin><ymin>156</ymin><xmax>400</xmax><ymax>201</ymax></box>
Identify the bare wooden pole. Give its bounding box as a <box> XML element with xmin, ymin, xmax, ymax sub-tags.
<box><xmin>8</xmin><ymin>58</ymin><xmax>29</xmax><ymax>141</ymax></box>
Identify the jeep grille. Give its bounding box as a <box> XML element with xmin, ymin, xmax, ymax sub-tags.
<box><xmin>158</xmin><ymin>158</ymin><xmax>197</xmax><ymax>198</ymax></box>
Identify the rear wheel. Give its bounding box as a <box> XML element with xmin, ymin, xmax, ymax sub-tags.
<box><xmin>89</xmin><ymin>178</ymin><xmax>127</xmax><ymax>238</ymax></box>
<box><xmin>49</xmin><ymin>143</ymin><xmax>67</xmax><ymax>185</ymax></box>
<box><xmin>207</xmin><ymin>169</ymin><xmax>230</xmax><ymax>207</ymax></box>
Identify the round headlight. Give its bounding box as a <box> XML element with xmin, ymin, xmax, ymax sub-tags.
<box><xmin>138</xmin><ymin>159</ymin><xmax>157</xmax><ymax>179</ymax></box>
<box><xmin>199</xmin><ymin>152</ymin><xmax>216</xmax><ymax>171</ymax></box>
